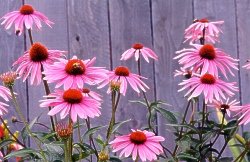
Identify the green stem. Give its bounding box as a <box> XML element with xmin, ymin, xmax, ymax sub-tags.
<box><xmin>28</xmin><ymin>29</ymin><xmax>33</xmax><ymax>45</ymax></box>
<box><xmin>233</xmin><ymin>150</ymin><xmax>247</xmax><ymax>162</ymax></box>
<box><xmin>106</xmin><ymin>91</ymin><xmax>121</xmax><ymax>144</ymax></box>
<box><xmin>216</xmin><ymin>125</ymin><xmax>239</xmax><ymax>161</ymax></box>
<box><xmin>77</xmin><ymin>117</ymin><xmax>83</xmax><ymax>160</ymax></box>
<box><xmin>9</xmin><ymin>86</ymin><xmax>48</xmax><ymax>161</ymax></box>
<box><xmin>28</xmin><ymin>29</ymin><xmax>57</xmax><ymax>134</ymax></box>
<box><xmin>210</xmin><ymin>111</ymin><xmax>225</xmax><ymax>149</ymax></box>
<box><xmin>68</xmin><ymin>118</ymin><xmax>73</xmax><ymax>162</ymax></box>
<box><xmin>137</xmin><ymin>58</ymin><xmax>154</xmax><ymax>132</ymax></box>
<box><xmin>64</xmin><ymin>140</ymin><xmax>69</xmax><ymax>162</ymax></box>
<box><xmin>0</xmin><ymin>117</ymin><xmax>25</xmax><ymax>147</ymax></box>
<box><xmin>173</xmin><ymin>100</ymin><xmax>191</xmax><ymax>156</ymax></box>
<box><xmin>86</xmin><ymin>118</ymin><xmax>98</xmax><ymax>161</ymax></box>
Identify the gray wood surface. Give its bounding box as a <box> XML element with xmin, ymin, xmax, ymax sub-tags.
<box><xmin>24</xmin><ymin>0</ymin><xmax>69</xmax><ymax>145</ymax></box>
<box><xmin>0</xmin><ymin>0</ymin><xmax>28</xmax><ymax>139</ymax></box>
<box><xmin>152</xmin><ymin>0</ymin><xmax>193</xmax><ymax>149</ymax></box>
<box><xmin>67</xmin><ymin>0</ymin><xmax>111</xmax><ymax>142</ymax></box>
<box><xmin>0</xmin><ymin>0</ymin><xmax>249</xmax><ymax>158</ymax></box>
<box><xmin>193</xmin><ymin>0</ymin><xmax>239</xmax><ymax>156</ymax></box>
<box><xmin>109</xmin><ymin>0</ymin><xmax>155</xmax><ymax>134</ymax></box>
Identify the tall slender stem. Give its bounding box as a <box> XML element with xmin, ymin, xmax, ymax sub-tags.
<box><xmin>9</xmin><ymin>86</ymin><xmax>48</xmax><ymax>161</ymax></box>
<box><xmin>27</xmin><ymin>29</ymin><xmax>57</xmax><ymax>133</ymax></box>
<box><xmin>173</xmin><ymin>100</ymin><xmax>191</xmax><ymax>156</ymax></box>
<box><xmin>68</xmin><ymin>118</ymin><xmax>73</xmax><ymax>162</ymax></box>
<box><xmin>137</xmin><ymin>58</ymin><xmax>154</xmax><ymax>132</ymax></box>
<box><xmin>106</xmin><ymin>91</ymin><xmax>121</xmax><ymax>144</ymax></box>
<box><xmin>28</xmin><ymin>29</ymin><xmax>33</xmax><ymax>45</ymax></box>
<box><xmin>85</xmin><ymin>118</ymin><xmax>98</xmax><ymax>161</ymax></box>
<box><xmin>64</xmin><ymin>140</ymin><xmax>69</xmax><ymax>162</ymax></box>
<box><xmin>210</xmin><ymin>111</ymin><xmax>225</xmax><ymax>148</ymax></box>
<box><xmin>0</xmin><ymin>117</ymin><xmax>25</xmax><ymax>147</ymax></box>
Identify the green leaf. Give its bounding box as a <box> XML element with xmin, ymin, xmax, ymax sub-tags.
<box><xmin>0</xmin><ymin>139</ymin><xmax>15</xmax><ymax>149</ymax></box>
<box><xmin>177</xmin><ymin>153</ymin><xmax>198</xmax><ymax>161</ymax></box>
<box><xmin>21</xmin><ymin>116</ymin><xmax>39</xmax><ymax>141</ymax></box>
<box><xmin>4</xmin><ymin>148</ymin><xmax>39</xmax><ymax>159</ymax></box>
<box><xmin>150</xmin><ymin>100</ymin><xmax>171</xmax><ymax>108</ymax></box>
<box><xmin>109</xmin><ymin>156</ymin><xmax>123</xmax><ymax>162</ymax></box>
<box><xmin>111</xmin><ymin>119</ymin><xmax>131</xmax><ymax>134</ymax></box>
<box><xmin>129</xmin><ymin>100</ymin><xmax>147</xmax><ymax>106</ymax></box>
<box><xmin>94</xmin><ymin>135</ymin><xmax>105</xmax><ymax>147</ymax></box>
<box><xmin>72</xmin><ymin>143</ymin><xmax>95</xmax><ymax>160</ymax></box>
<box><xmin>166</xmin><ymin>124</ymin><xmax>198</xmax><ymax>132</ymax></box>
<box><xmin>153</xmin><ymin>107</ymin><xmax>177</xmax><ymax>124</ymax></box>
<box><xmin>83</xmin><ymin>125</ymin><xmax>106</xmax><ymax>139</ymax></box>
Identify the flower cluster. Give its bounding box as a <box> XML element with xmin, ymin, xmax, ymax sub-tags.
<box><xmin>175</xmin><ymin>18</ymin><xmax>250</xmax><ymax>125</ymax></box>
<box><xmin>0</xmin><ymin>4</ymin><xmax>165</xmax><ymax>162</ymax></box>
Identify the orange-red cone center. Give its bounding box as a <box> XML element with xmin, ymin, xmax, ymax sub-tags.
<box><xmin>199</xmin><ymin>44</ymin><xmax>216</xmax><ymax>60</ymax></box>
<box><xmin>200</xmin><ymin>74</ymin><xmax>216</xmax><ymax>84</ymax></box>
<box><xmin>220</xmin><ymin>104</ymin><xmax>230</xmax><ymax>110</ymax></box>
<box><xmin>198</xmin><ymin>18</ymin><xmax>209</xmax><ymax>23</ymax></box>
<box><xmin>29</xmin><ymin>43</ymin><xmax>49</xmax><ymax>62</ymax></box>
<box><xmin>115</xmin><ymin>66</ymin><xmax>130</xmax><ymax>76</ymax></box>
<box><xmin>130</xmin><ymin>131</ymin><xmax>147</xmax><ymax>145</ymax></box>
<box><xmin>82</xmin><ymin>88</ymin><xmax>90</xmax><ymax>94</ymax></box>
<box><xmin>63</xmin><ymin>89</ymin><xmax>83</xmax><ymax>104</ymax></box>
<box><xmin>65</xmin><ymin>59</ymin><xmax>86</xmax><ymax>75</ymax></box>
<box><xmin>133</xmin><ymin>43</ymin><xmax>143</xmax><ymax>50</ymax></box>
<box><xmin>19</xmin><ymin>5</ymin><xmax>34</xmax><ymax>15</ymax></box>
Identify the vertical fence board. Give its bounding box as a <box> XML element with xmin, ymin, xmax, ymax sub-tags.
<box><xmin>236</xmin><ymin>0</ymin><xmax>250</xmax><ymax>122</ymax></box>
<box><xmin>109</xmin><ymin>0</ymin><xmax>155</xmax><ymax>134</ymax></box>
<box><xmin>152</xmin><ymin>0</ymin><xmax>193</xmax><ymax>150</ymax></box>
<box><xmin>67</xmin><ymin>0</ymin><xmax>111</xmax><ymax>140</ymax></box>
<box><xmin>193</xmin><ymin>0</ymin><xmax>239</xmax><ymax>156</ymax></box>
<box><xmin>0</xmin><ymin>1</ymin><xmax>27</xmax><ymax>135</ymax></box>
<box><xmin>24</xmin><ymin>0</ymin><xmax>68</xmax><ymax>135</ymax></box>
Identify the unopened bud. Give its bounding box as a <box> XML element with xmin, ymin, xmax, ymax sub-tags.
<box><xmin>56</xmin><ymin>121</ymin><xmax>73</xmax><ymax>140</ymax></box>
<box><xmin>110</xmin><ymin>81</ymin><xmax>121</xmax><ymax>92</ymax></box>
<box><xmin>98</xmin><ymin>151</ymin><xmax>109</xmax><ymax>161</ymax></box>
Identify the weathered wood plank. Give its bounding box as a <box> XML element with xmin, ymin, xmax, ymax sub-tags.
<box><xmin>109</xmin><ymin>0</ymin><xmax>155</xmax><ymax>134</ymax></box>
<box><xmin>236</xmin><ymin>0</ymin><xmax>250</xmax><ymax>132</ymax></box>
<box><xmin>193</xmin><ymin>0</ymin><xmax>239</xmax><ymax>156</ymax></box>
<box><xmin>24</xmin><ymin>0</ymin><xmax>69</xmax><ymax>133</ymax></box>
<box><xmin>67</xmin><ymin>0</ymin><xmax>111</xmax><ymax>140</ymax></box>
<box><xmin>152</xmin><ymin>0</ymin><xmax>193</xmax><ymax>151</ymax></box>
<box><xmin>0</xmin><ymin>1</ymin><xmax>27</xmax><ymax>135</ymax></box>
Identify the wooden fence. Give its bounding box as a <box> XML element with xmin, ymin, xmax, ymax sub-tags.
<box><xmin>0</xmin><ymin>0</ymin><xmax>250</xmax><ymax>156</ymax></box>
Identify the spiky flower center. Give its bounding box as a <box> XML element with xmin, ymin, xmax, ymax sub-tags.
<box><xmin>130</xmin><ymin>131</ymin><xmax>147</xmax><ymax>145</ymax></box>
<box><xmin>133</xmin><ymin>43</ymin><xmax>143</xmax><ymax>50</ymax></box>
<box><xmin>200</xmin><ymin>74</ymin><xmax>216</xmax><ymax>84</ymax></box>
<box><xmin>221</xmin><ymin>104</ymin><xmax>230</xmax><ymax>110</ymax></box>
<box><xmin>115</xmin><ymin>66</ymin><xmax>130</xmax><ymax>76</ymax></box>
<box><xmin>0</xmin><ymin>71</ymin><xmax>17</xmax><ymax>87</ymax></box>
<box><xmin>65</xmin><ymin>59</ymin><xmax>86</xmax><ymax>75</ymax></box>
<box><xmin>19</xmin><ymin>5</ymin><xmax>34</xmax><ymax>15</ymax></box>
<box><xmin>29</xmin><ymin>43</ymin><xmax>49</xmax><ymax>62</ymax></box>
<box><xmin>184</xmin><ymin>70</ymin><xmax>192</xmax><ymax>79</ymax></box>
<box><xmin>82</xmin><ymin>88</ymin><xmax>90</xmax><ymax>94</ymax></box>
<box><xmin>0</xmin><ymin>126</ymin><xmax>4</xmax><ymax>138</ymax></box>
<box><xmin>63</xmin><ymin>89</ymin><xmax>83</xmax><ymax>104</ymax></box>
<box><xmin>56</xmin><ymin>122</ymin><xmax>73</xmax><ymax>139</ymax></box>
<box><xmin>198</xmin><ymin>18</ymin><xmax>209</xmax><ymax>23</ymax></box>
<box><xmin>199</xmin><ymin>44</ymin><xmax>216</xmax><ymax>60</ymax></box>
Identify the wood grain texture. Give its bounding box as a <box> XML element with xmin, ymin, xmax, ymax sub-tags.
<box><xmin>67</xmin><ymin>0</ymin><xmax>111</xmax><ymax>140</ymax></box>
<box><xmin>0</xmin><ymin>1</ymin><xmax>28</xmax><ymax>136</ymax></box>
<box><xmin>236</xmin><ymin>0</ymin><xmax>250</xmax><ymax>131</ymax></box>
<box><xmin>109</xmin><ymin>0</ymin><xmax>155</xmax><ymax>134</ymax></box>
<box><xmin>152</xmin><ymin>0</ymin><xmax>193</xmax><ymax>150</ymax></box>
<box><xmin>193</xmin><ymin>0</ymin><xmax>239</xmax><ymax>156</ymax></box>
<box><xmin>24</xmin><ymin>0</ymin><xmax>69</xmax><ymax>134</ymax></box>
